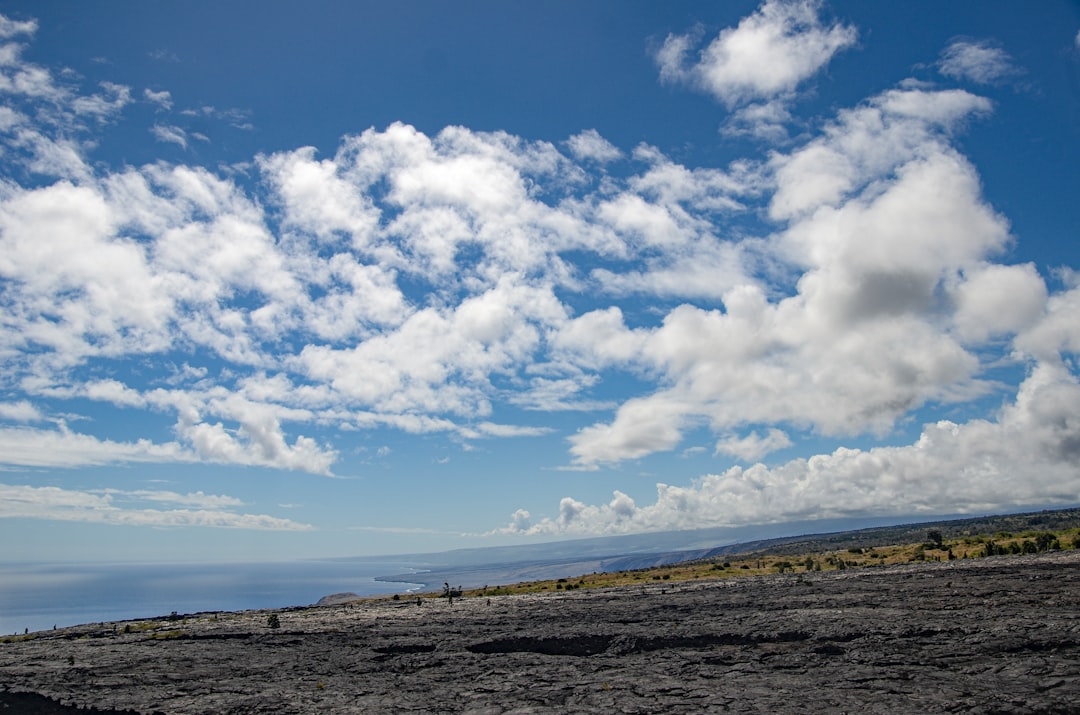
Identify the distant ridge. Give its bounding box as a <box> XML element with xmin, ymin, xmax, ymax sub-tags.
<box><xmin>371</xmin><ymin>507</ymin><xmax>1080</xmax><ymax>591</ymax></box>
<box><xmin>719</xmin><ymin>507</ymin><xmax>1080</xmax><ymax>557</ymax></box>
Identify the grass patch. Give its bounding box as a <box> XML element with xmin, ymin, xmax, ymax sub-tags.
<box><xmin>0</xmin><ymin>633</ymin><xmax>36</xmax><ymax>644</ymax></box>
<box><xmin>390</xmin><ymin>525</ymin><xmax>1080</xmax><ymax>602</ymax></box>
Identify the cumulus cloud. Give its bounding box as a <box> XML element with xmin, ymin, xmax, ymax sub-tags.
<box><xmin>0</xmin><ymin>401</ymin><xmax>42</xmax><ymax>422</ymax></box>
<box><xmin>938</xmin><ymin>39</ymin><xmax>1018</xmax><ymax>84</ymax></box>
<box><xmin>503</xmin><ymin>362</ymin><xmax>1080</xmax><ymax>536</ymax></box>
<box><xmin>656</xmin><ymin>0</ymin><xmax>856</xmax><ymax>107</ymax></box>
<box><xmin>715</xmin><ymin>428</ymin><xmax>792</xmax><ymax>462</ymax></box>
<box><xmin>0</xmin><ymin>9</ymin><xmax>1077</xmax><ymax>536</ymax></box>
<box><xmin>566</xmin><ymin>86</ymin><xmax>1012</xmax><ymax>468</ymax></box>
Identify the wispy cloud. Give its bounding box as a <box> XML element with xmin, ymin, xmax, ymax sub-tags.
<box><xmin>0</xmin><ymin>426</ymin><xmax>191</xmax><ymax>469</ymax></box>
<box><xmin>0</xmin><ymin>483</ymin><xmax>312</xmax><ymax>530</ymax></box>
<box><xmin>0</xmin><ymin>14</ymin><xmax>36</xmax><ymax>39</ymax></box>
<box><xmin>150</xmin><ymin>123</ymin><xmax>187</xmax><ymax>148</ymax></box>
<box><xmin>144</xmin><ymin>88</ymin><xmax>173</xmax><ymax>110</ymax></box>
<box><xmin>565</xmin><ymin>129</ymin><xmax>623</xmax><ymax>163</ymax></box>
<box><xmin>938</xmin><ymin>39</ymin><xmax>1019</xmax><ymax>84</ymax></box>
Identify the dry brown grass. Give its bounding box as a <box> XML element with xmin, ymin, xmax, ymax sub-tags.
<box><xmin>392</xmin><ymin>526</ymin><xmax>1080</xmax><ymax>601</ymax></box>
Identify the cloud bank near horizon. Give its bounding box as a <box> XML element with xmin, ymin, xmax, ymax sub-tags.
<box><xmin>0</xmin><ymin>2</ymin><xmax>1078</xmax><ymax>537</ymax></box>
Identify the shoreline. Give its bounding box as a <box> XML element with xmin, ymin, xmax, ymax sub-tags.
<box><xmin>0</xmin><ymin>560</ymin><xmax>427</xmax><ymax>636</ymax></box>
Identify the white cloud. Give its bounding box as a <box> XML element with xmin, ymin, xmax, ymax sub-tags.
<box><xmin>0</xmin><ymin>12</ymin><xmax>1077</xmax><ymax>537</ymax></box>
<box><xmin>715</xmin><ymin>428</ymin><xmax>792</xmax><ymax>461</ymax></box>
<box><xmin>71</xmin><ymin>81</ymin><xmax>131</xmax><ymax>121</ymax></box>
<box><xmin>0</xmin><ymin>483</ymin><xmax>311</xmax><ymax>530</ymax></box>
<box><xmin>723</xmin><ymin>99</ymin><xmax>793</xmax><ymax>141</ymax></box>
<box><xmin>569</xmin><ymin>394</ymin><xmax>688</xmax><ymax>465</ymax></box>
<box><xmin>151</xmin><ymin>123</ymin><xmax>187</xmax><ymax>148</ymax></box>
<box><xmin>0</xmin><ymin>425</ymin><xmax>190</xmax><ymax>468</ymax></box>
<box><xmin>102</xmin><ymin>488</ymin><xmax>244</xmax><ymax>509</ymax></box>
<box><xmin>550</xmin><ymin>307</ymin><xmax>647</xmax><ymax>369</ymax></box>
<box><xmin>768</xmin><ymin>88</ymin><xmax>992</xmax><ymax>221</ymax></box>
<box><xmin>509</xmin><ymin>374</ymin><xmax>613</xmax><ymax>412</ymax></box>
<box><xmin>0</xmin><ymin>15</ymin><xmax>37</xmax><ymax>39</ymax></box>
<box><xmin>656</xmin><ymin>0</ymin><xmax>857</xmax><ymax>107</ymax></box>
<box><xmin>505</xmin><ymin>362</ymin><xmax>1080</xmax><ymax>536</ymax></box>
<box><xmin>952</xmin><ymin>263</ymin><xmax>1048</xmax><ymax>344</ymax></box>
<box><xmin>143</xmin><ymin>88</ymin><xmax>173</xmax><ymax>110</ymax></box>
<box><xmin>0</xmin><ymin>401</ymin><xmax>42</xmax><ymax>422</ymax></box>
<box><xmin>179</xmin><ymin>417</ymin><xmax>338</xmax><ymax>476</ymax></box>
<box><xmin>259</xmin><ymin>146</ymin><xmax>381</xmax><ymax>247</ymax></box>
<box><xmin>566</xmin><ymin>129</ymin><xmax>623</xmax><ymax>163</ymax></box>
<box><xmin>0</xmin><ymin>181</ymin><xmax>175</xmax><ymax>363</ymax></box>
<box><xmin>938</xmin><ymin>39</ymin><xmax>1018</xmax><ymax>84</ymax></box>
<box><xmin>566</xmin><ymin>85</ymin><xmax>1013</xmax><ymax>468</ymax></box>
<box><xmin>296</xmin><ymin>276</ymin><xmax>567</xmax><ymax>418</ymax></box>
<box><xmin>1016</xmin><ymin>279</ymin><xmax>1080</xmax><ymax>363</ymax></box>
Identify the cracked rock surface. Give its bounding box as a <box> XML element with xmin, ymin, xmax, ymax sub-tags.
<box><xmin>2</xmin><ymin>551</ymin><xmax>1079</xmax><ymax>713</ymax></box>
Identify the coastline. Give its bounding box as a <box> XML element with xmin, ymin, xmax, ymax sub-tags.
<box><xmin>0</xmin><ymin>560</ymin><xmax>426</xmax><ymax>636</ymax></box>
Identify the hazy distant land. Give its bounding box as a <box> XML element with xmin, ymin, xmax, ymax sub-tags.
<box><xmin>2</xmin><ymin>509</ymin><xmax>1080</xmax><ymax>713</ymax></box>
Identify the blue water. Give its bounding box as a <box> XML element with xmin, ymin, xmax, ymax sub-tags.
<box><xmin>0</xmin><ymin>560</ymin><xmax>425</xmax><ymax>635</ymax></box>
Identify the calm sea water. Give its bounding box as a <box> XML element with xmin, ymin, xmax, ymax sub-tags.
<box><xmin>0</xmin><ymin>560</ymin><xmax>425</xmax><ymax>635</ymax></box>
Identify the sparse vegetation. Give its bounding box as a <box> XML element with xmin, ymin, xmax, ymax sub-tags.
<box><xmin>362</xmin><ymin>512</ymin><xmax>1080</xmax><ymax>604</ymax></box>
<box><xmin>442</xmin><ymin>583</ymin><xmax>463</xmax><ymax>604</ymax></box>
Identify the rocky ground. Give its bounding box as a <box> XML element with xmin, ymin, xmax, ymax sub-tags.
<box><xmin>2</xmin><ymin>551</ymin><xmax>1079</xmax><ymax>714</ymax></box>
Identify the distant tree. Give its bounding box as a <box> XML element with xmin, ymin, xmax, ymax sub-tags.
<box><xmin>1034</xmin><ymin>532</ymin><xmax>1058</xmax><ymax>552</ymax></box>
<box><xmin>442</xmin><ymin>583</ymin><xmax>462</xmax><ymax>605</ymax></box>
<box><xmin>926</xmin><ymin>530</ymin><xmax>944</xmax><ymax>548</ymax></box>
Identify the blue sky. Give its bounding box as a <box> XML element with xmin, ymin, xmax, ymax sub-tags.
<box><xmin>1</xmin><ymin>0</ymin><xmax>1078</xmax><ymax>563</ymax></box>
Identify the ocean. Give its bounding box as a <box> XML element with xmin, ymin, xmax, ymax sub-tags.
<box><xmin>0</xmin><ymin>560</ymin><xmax>426</xmax><ymax>635</ymax></box>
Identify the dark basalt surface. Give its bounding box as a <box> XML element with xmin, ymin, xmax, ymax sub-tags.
<box><xmin>2</xmin><ymin>551</ymin><xmax>1079</xmax><ymax>713</ymax></box>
